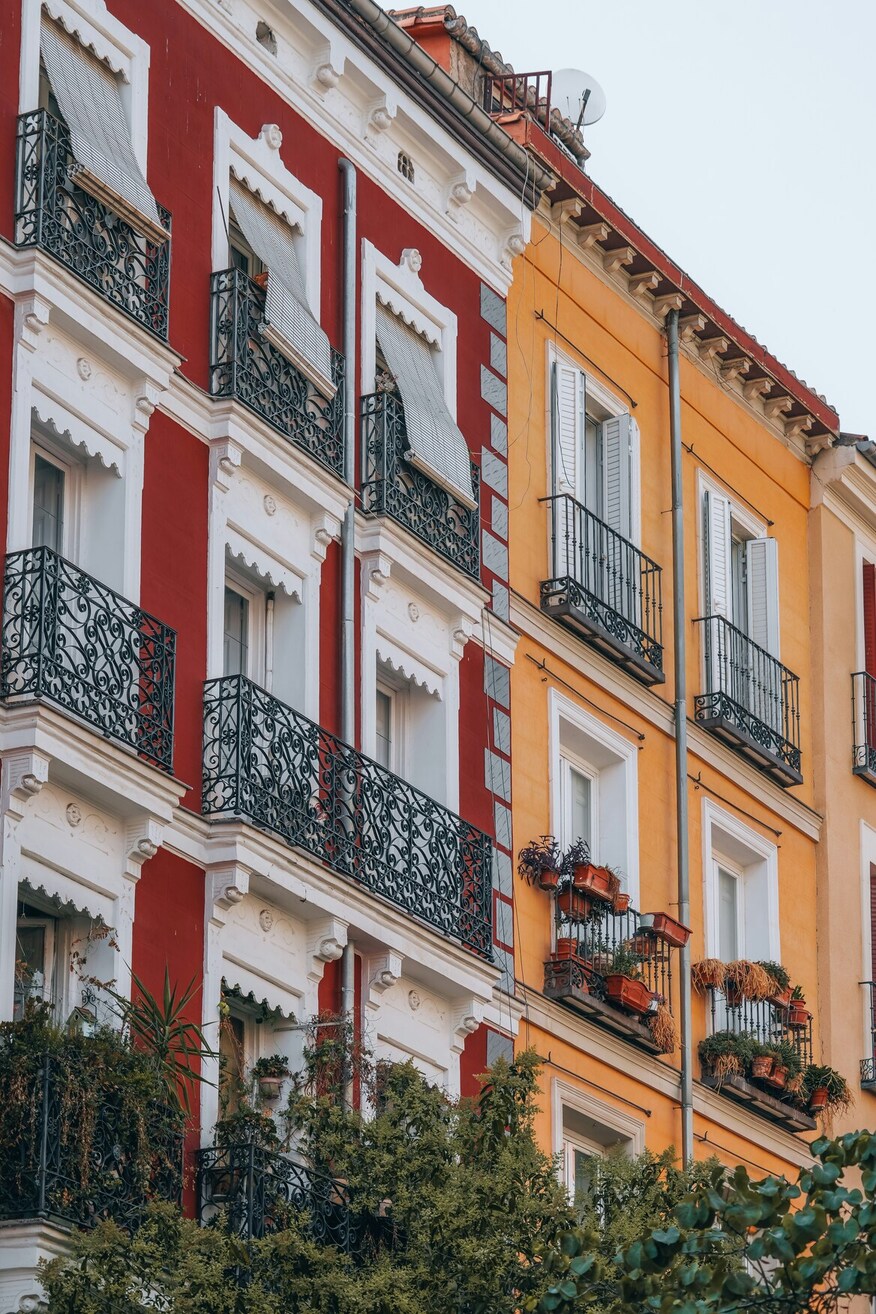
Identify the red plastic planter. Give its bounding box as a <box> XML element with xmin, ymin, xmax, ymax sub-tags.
<box><xmin>764</xmin><ymin>1063</ymin><xmax>788</xmax><ymax>1091</ymax></box>
<box><xmin>557</xmin><ymin>888</ymin><xmax>594</xmax><ymax>922</ymax></box>
<box><xmin>572</xmin><ymin>863</ymin><xmax>616</xmax><ymax>902</ymax></box>
<box><xmin>604</xmin><ymin>974</ymin><xmax>654</xmax><ymax>1016</ymax></box>
<box><xmin>648</xmin><ymin>912</ymin><xmax>692</xmax><ymax>948</ymax></box>
<box><xmin>538</xmin><ymin>868</ymin><xmax>561</xmax><ymax>892</ymax></box>
<box><xmin>612</xmin><ymin>892</ymin><xmax>631</xmax><ymax>914</ymax></box>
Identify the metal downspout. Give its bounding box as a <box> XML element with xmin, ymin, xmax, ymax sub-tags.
<box><xmin>667</xmin><ymin>308</ymin><xmax>694</xmax><ymax>1167</ymax></box>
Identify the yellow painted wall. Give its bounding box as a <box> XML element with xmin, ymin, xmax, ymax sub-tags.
<box><xmin>507</xmin><ymin>212</ymin><xmax>820</xmax><ymax>1178</ymax></box>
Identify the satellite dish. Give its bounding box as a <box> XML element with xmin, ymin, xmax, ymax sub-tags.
<box><xmin>551</xmin><ymin>68</ymin><xmax>607</xmax><ymax>128</ymax></box>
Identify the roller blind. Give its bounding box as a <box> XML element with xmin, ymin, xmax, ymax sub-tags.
<box><xmin>39</xmin><ymin>20</ymin><xmax>164</xmax><ymax>241</ymax></box>
<box><xmin>230</xmin><ymin>181</ymin><xmax>334</xmax><ymax>397</ymax></box>
<box><xmin>376</xmin><ymin>304</ymin><xmax>475</xmax><ymax>508</ymax></box>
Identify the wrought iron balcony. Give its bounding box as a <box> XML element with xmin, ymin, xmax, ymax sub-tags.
<box><xmin>361</xmin><ymin>392</ymin><xmax>480</xmax><ymax>580</ymax></box>
<box><xmin>1</xmin><ymin>546</ymin><xmax>176</xmax><ymax>772</ymax></box>
<box><xmin>0</xmin><ymin>1052</ymin><xmax>183</xmax><ymax>1230</ymax></box>
<box><xmin>15</xmin><ymin>110</ymin><xmax>171</xmax><ymax>340</ymax></box>
<box><xmin>544</xmin><ymin>894</ymin><xmax>675</xmax><ymax>1053</ymax></box>
<box><xmin>202</xmin><ymin>675</ymin><xmax>493</xmax><ymax>958</ymax></box>
<box><xmin>861</xmin><ymin>981</ymin><xmax>876</xmax><ymax>1091</ymax></box>
<box><xmin>210</xmin><ymin>268</ymin><xmax>345</xmax><ymax>479</ymax></box>
<box><xmin>852</xmin><ymin>673</ymin><xmax>876</xmax><ymax>787</ymax></box>
<box><xmin>694</xmin><ymin>615</ymin><xmax>802</xmax><ymax>787</ymax></box>
<box><xmin>703</xmin><ymin>987</ymin><xmax>814</xmax><ymax>1133</ymax></box>
<box><xmin>197</xmin><ymin>1142</ymin><xmax>394</xmax><ymax>1256</ymax></box>
<box><xmin>540</xmin><ymin>494</ymin><xmax>664</xmax><ymax>684</ymax></box>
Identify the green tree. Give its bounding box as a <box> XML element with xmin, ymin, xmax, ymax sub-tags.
<box><xmin>532</xmin><ymin>1130</ymin><xmax>876</xmax><ymax>1314</ymax></box>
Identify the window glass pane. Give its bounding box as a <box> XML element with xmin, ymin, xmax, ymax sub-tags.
<box><xmin>228</xmin><ymin>214</ymin><xmax>264</xmax><ymax>279</ymax></box>
<box><xmin>32</xmin><ymin>454</ymin><xmax>65</xmax><ymax>554</ymax></box>
<box><xmin>718</xmin><ymin>867</ymin><xmax>739</xmax><ymax>962</ymax></box>
<box><xmin>223</xmin><ymin>587</ymin><xmax>249</xmax><ymax>677</ymax></box>
<box><xmin>375</xmin><ymin>689</ymin><xmax>392</xmax><ymax>769</ymax></box>
<box><xmin>14</xmin><ymin>915</ymin><xmax>50</xmax><ymax>1020</ymax></box>
<box><xmin>731</xmin><ymin>533</ymin><xmax>748</xmax><ymax>631</ymax></box>
<box><xmin>581</xmin><ymin>414</ymin><xmax>602</xmax><ymax>516</ymax></box>
<box><xmin>568</xmin><ymin>765</ymin><xmax>592</xmax><ymax>849</ymax></box>
<box><xmin>573</xmin><ymin>1147</ymin><xmax>592</xmax><ymax>1203</ymax></box>
<box><xmin>219</xmin><ymin>1009</ymin><xmax>247</xmax><ymax>1115</ymax></box>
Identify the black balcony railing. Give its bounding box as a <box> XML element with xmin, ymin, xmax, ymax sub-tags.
<box><xmin>197</xmin><ymin>1143</ymin><xmax>395</xmax><ymax>1257</ymax></box>
<box><xmin>540</xmin><ymin>494</ymin><xmax>664</xmax><ymax>684</ymax></box>
<box><xmin>210</xmin><ymin>268</ymin><xmax>345</xmax><ymax>479</ymax></box>
<box><xmin>861</xmin><ymin>981</ymin><xmax>876</xmax><ymax>1089</ymax></box>
<box><xmin>361</xmin><ymin>392</ymin><xmax>480</xmax><ymax>580</ymax></box>
<box><xmin>694</xmin><ymin>615</ymin><xmax>802</xmax><ymax>786</ymax></box>
<box><xmin>1</xmin><ymin>546</ymin><xmax>176</xmax><ymax>771</ymax></box>
<box><xmin>202</xmin><ymin>675</ymin><xmax>493</xmax><ymax>958</ymax></box>
<box><xmin>706</xmin><ymin>988</ymin><xmax>813</xmax><ymax>1071</ymax></box>
<box><xmin>0</xmin><ymin>1053</ymin><xmax>183</xmax><ymax>1230</ymax></box>
<box><xmin>15</xmin><ymin>110</ymin><xmax>171</xmax><ymax>339</ymax></box>
<box><xmin>852</xmin><ymin>672</ymin><xmax>876</xmax><ymax>786</ymax></box>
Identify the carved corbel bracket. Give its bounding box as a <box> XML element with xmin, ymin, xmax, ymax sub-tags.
<box><xmin>307</xmin><ymin>917</ymin><xmax>348</xmax><ymax>983</ymax></box>
<box><xmin>15</xmin><ymin>292</ymin><xmax>51</xmax><ymax>353</ymax></box>
<box><xmin>603</xmin><ymin>245</ymin><xmax>636</xmax><ymax>275</ymax></box>
<box><xmin>124</xmin><ymin>817</ymin><xmax>166</xmax><ymax>881</ymax></box>
<box><xmin>720</xmin><ymin>357</ymin><xmax>751</xmax><ymax>384</ymax></box>
<box><xmin>697</xmin><ymin>335</ymin><xmax>729</xmax><ymax>363</ymax></box>
<box><xmin>207</xmin><ymin>862</ymin><xmax>251</xmax><ymax>913</ymax></box>
<box><xmin>365</xmin><ymin>951</ymin><xmax>404</xmax><ymax>1012</ymax></box>
<box><xmin>132</xmin><ymin>379</ymin><xmax>165</xmax><ymax>435</ymax></box>
<box><xmin>446</xmin><ymin>172</ymin><xmax>475</xmax><ymax>220</ymax></box>
<box><xmin>679</xmin><ymin>312</ymin><xmax>707</xmax><ymax>342</ymax></box>
<box><xmin>653</xmin><ymin>292</ymin><xmax>684</xmax><ymax>319</ymax></box>
<box><xmin>551</xmin><ymin>197</ymin><xmax>583</xmax><ymax>227</ymax></box>
<box><xmin>577</xmin><ymin>221</ymin><xmax>610</xmax><ymax>251</ymax></box>
<box><xmin>628</xmin><ymin>270</ymin><xmax>660</xmax><ymax>299</ymax></box>
<box><xmin>0</xmin><ymin>748</ymin><xmax>50</xmax><ymax>823</ymax></box>
<box><xmin>743</xmin><ymin>376</ymin><xmax>774</xmax><ymax>402</ymax></box>
<box><xmin>360</xmin><ymin>549</ymin><xmax>392</xmax><ymax>603</ymax></box>
<box><xmin>209</xmin><ymin>437</ymin><xmax>243</xmax><ymax>493</ymax></box>
<box><xmin>450</xmin><ymin>999</ymin><xmax>484</xmax><ymax>1053</ymax></box>
<box><xmin>764</xmin><ymin>394</ymin><xmax>794</xmax><ymax>420</ymax></box>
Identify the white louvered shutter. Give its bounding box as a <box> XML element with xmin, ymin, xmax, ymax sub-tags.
<box><xmin>376</xmin><ymin>305</ymin><xmax>475</xmax><ymax>508</ymax></box>
<box><xmin>553</xmin><ymin>360</ymin><xmax>583</xmax><ymax>495</ymax></box>
<box><xmin>39</xmin><ymin>21</ymin><xmax>164</xmax><ymax>241</ymax></box>
<box><xmin>745</xmin><ymin>537</ymin><xmax>780</xmax><ymax>656</ymax></box>
<box><xmin>704</xmin><ymin>489</ymin><xmax>732</xmax><ymax>618</ymax></box>
<box><xmin>230</xmin><ymin>181</ymin><xmax>335</xmax><ymax>397</ymax></box>
<box><xmin>601</xmin><ymin>414</ymin><xmax>633</xmax><ymax>541</ymax></box>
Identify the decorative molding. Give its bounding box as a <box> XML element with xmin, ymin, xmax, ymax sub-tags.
<box><xmin>365</xmin><ymin>951</ymin><xmax>404</xmax><ymax>1011</ymax></box>
<box><xmin>132</xmin><ymin>379</ymin><xmax>164</xmax><ymax>435</ymax></box>
<box><xmin>124</xmin><ymin>817</ymin><xmax>165</xmax><ymax>879</ymax></box>
<box><xmin>501</xmin><ymin>228</ymin><xmax>526</xmax><ymax>267</ymax></box>
<box><xmin>307</xmin><ymin>917</ymin><xmax>348</xmax><ymax>982</ymax></box>
<box><xmin>552</xmin><ymin>197</ymin><xmax>583</xmax><ymax>226</ymax></box>
<box><xmin>361</xmin><ymin>548</ymin><xmax>392</xmax><ymax>602</ymax></box>
<box><xmin>209</xmin><ymin>436</ymin><xmax>243</xmax><ymax>492</ymax></box>
<box><xmin>260</xmin><ymin>122</ymin><xmax>283</xmax><ymax>151</ymax></box>
<box><xmin>697</xmin><ymin>335</ymin><xmax>729</xmax><ymax>362</ymax></box>
<box><xmin>679</xmin><ymin>312</ymin><xmax>707</xmax><ymax>342</ymax></box>
<box><xmin>15</xmin><ymin>293</ymin><xmax>52</xmax><ymax>353</ymax></box>
<box><xmin>764</xmin><ymin>394</ymin><xmax>794</xmax><ymax>420</ymax></box>
<box><xmin>628</xmin><ymin>270</ymin><xmax>659</xmax><ymax>299</ymax></box>
<box><xmin>208</xmin><ymin>862</ymin><xmax>251</xmax><ymax>910</ymax></box>
<box><xmin>602</xmin><ymin>245</ymin><xmax>635</xmax><ymax>275</ymax></box>
<box><xmin>577</xmin><ymin>221</ymin><xmax>610</xmax><ymax>251</ymax></box>
<box><xmin>743</xmin><ymin>376</ymin><xmax>773</xmax><ymax>402</ymax></box>
<box><xmin>653</xmin><ymin>291</ymin><xmax>684</xmax><ymax>318</ymax></box>
<box><xmin>1</xmin><ymin>748</ymin><xmax>50</xmax><ymax>823</ymax></box>
<box><xmin>720</xmin><ymin>356</ymin><xmax>751</xmax><ymax>384</ymax></box>
<box><xmin>450</xmin><ymin>998</ymin><xmax>484</xmax><ymax>1051</ymax></box>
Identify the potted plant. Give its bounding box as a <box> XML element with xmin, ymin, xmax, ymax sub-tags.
<box><xmin>557</xmin><ymin>882</ymin><xmax>597</xmax><ymax>923</ymax></box>
<box><xmin>788</xmin><ymin>984</ymin><xmax>811</xmax><ymax>1029</ymax></box>
<box><xmin>724</xmin><ymin>960</ymin><xmax>774</xmax><ymax>1007</ymax></box>
<box><xmin>252</xmin><ymin>1054</ymin><xmax>291</xmax><ymax>1101</ymax></box>
<box><xmin>748</xmin><ymin>1040</ymin><xmax>776</xmax><ymax>1081</ymax></box>
<box><xmin>603</xmin><ymin>946</ymin><xmax>654</xmax><ymax>1016</ymax></box>
<box><xmin>699</xmin><ymin>1031</ymin><xmax>751</xmax><ymax>1085</ymax></box>
<box><xmin>692</xmin><ymin>959</ymin><xmax>726</xmax><ymax>993</ymax></box>
<box><xmin>801</xmin><ymin>1065</ymin><xmax>851</xmax><ymax>1115</ymax></box>
<box><xmin>517</xmin><ymin>836</ymin><xmax>563</xmax><ymax>892</ymax></box>
<box><xmin>566</xmin><ymin>842</ymin><xmax>621</xmax><ymax>904</ymax></box>
<box><xmin>758</xmin><ymin>961</ymin><xmax>792</xmax><ymax>1010</ymax></box>
<box><xmin>763</xmin><ymin>1039</ymin><xmax>802</xmax><ymax>1092</ymax></box>
<box><xmin>648</xmin><ymin>1002</ymin><xmax>678</xmax><ymax>1054</ymax></box>
<box><xmin>612</xmin><ymin>890</ymin><xmax>631</xmax><ymax>915</ymax></box>
<box><xmin>647</xmin><ymin>911</ymin><xmax>692</xmax><ymax>949</ymax></box>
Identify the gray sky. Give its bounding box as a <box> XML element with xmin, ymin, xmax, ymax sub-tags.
<box><xmin>460</xmin><ymin>0</ymin><xmax>875</xmax><ymax>434</ymax></box>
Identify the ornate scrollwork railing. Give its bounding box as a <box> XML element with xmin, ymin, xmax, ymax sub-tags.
<box><xmin>551</xmin><ymin>900</ymin><xmax>674</xmax><ymax>1010</ymax></box>
<box><xmin>197</xmin><ymin>1143</ymin><xmax>397</xmax><ymax>1256</ymax></box>
<box><xmin>15</xmin><ymin>109</ymin><xmax>171</xmax><ymax>339</ymax></box>
<box><xmin>1</xmin><ymin>546</ymin><xmax>176</xmax><ymax>772</ymax></box>
<box><xmin>210</xmin><ymin>268</ymin><xmax>345</xmax><ymax>479</ymax></box>
<box><xmin>0</xmin><ymin>1054</ymin><xmax>183</xmax><ymax>1229</ymax></box>
<box><xmin>861</xmin><ymin>981</ymin><xmax>876</xmax><ymax>1090</ymax></box>
<box><xmin>694</xmin><ymin>615</ymin><xmax>801</xmax><ymax>785</ymax></box>
<box><xmin>540</xmin><ymin>493</ymin><xmax>664</xmax><ymax>683</ymax></box>
<box><xmin>202</xmin><ymin>675</ymin><xmax>493</xmax><ymax>958</ymax></box>
<box><xmin>852</xmin><ymin>672</ymin><xmax>876</xmax><ymax>780</ymax></box>
<box><xmin>360</xmin><ymin>392</ymin><xmax>480</xmax><ymax>579</ymax></box>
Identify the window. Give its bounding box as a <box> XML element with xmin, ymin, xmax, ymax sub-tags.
<box><xmin>14</xmin><ymin>902</ymin><xmax>56</xmax><ymax>1020</ymax></box>
<box><xmin>223</xmin><ymin>585</ymin><xmax>251</xmax><ymax>678</ymax></box>
<box><xmin>375</xmin><ymin>686</ymin><xmax>395</xmax><ymax>771</ymax></box>
<box><xmin>228</xmin><ymin>216</ymin><xmax>264</xmax><ymax>280</ymax></box>
<box><xmin>397</xmin><ymin>151</ymin><xmax>415</xmax><ymax>183</ymax></box>
<box><xmin>551</xmin><ymin>354</ymin><xmax>639</xmax><ymax>542</ymax></box>
<box><xmin>373</xmin><ymin>657</ymin><xmax>446</xmax><ymax>800</ymax></box>
<box><xmin>703</xmin><ymin>800</ymin><xmax>779</xmax><ymax>969</ymax></box>
<box><xmin>553</xmin><ymin>1081</ymin><xmax>643</xmax><ymax>1209</ymax></box>
<box><xmin>560</xmin><ymin>754</ymin><xmax>597</xmax><ymax>855</ymax></box>
<box><xmin>219</xmin><ymin>1007</ymin><xmax>248</xmax><ymax>1114</ymax></box>
<box><xmin>703</xmin><ymin>487</ymin><xmax>779</xmax><ymax>653</ymax></box>
<box><xmin>716</xmin><ymin>862</ymin><xmax>742</xmax><ymax>962</ymax></box>
<box><xmin>563</xmin><ymin>1132</ymin><xmax>597</xmax><ymax>1207</ymax></box>
<box><xmin>32</xmin><ymin>451</ymin><xmax>66</xmax><ymax>554</ymax></box>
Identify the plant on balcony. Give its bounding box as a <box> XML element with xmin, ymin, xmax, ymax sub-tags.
<box><xmin>647</xmin><ymin>911</ymin><xmax>692</xmax><ymax>948</ymax></box>
<box><xmin>691</xmin><ymin>959</ymin><xmax>726</xmax><ymax>992</ymax></box>
<box><xmin>788</xmin><ymin>983</ymin><xmax>811</xmax><ymax>1028</ymax></box>
<box><xmin>724</xmin><ymin>959</ymin><xmax>774</xmax><ymax>1006</ymax></box>
<box><xmin>748</xmin><ymin>1040</ymin><xmax>776</xmax><ymax>1081</ymax></box>
<box><xmin>603</xmin><ymin>945</ymin><xmax>654</xmax><ymax>1017</ymax></box>
<box><xmin>757</xmin><ymin>960</ymin><xmax>793</xmax><ymax>1009</ymax></box>
<box><xmin>517</xmin><ymin>836</ymin><xmax>563</xmax><ymax>892</ymax></box>
<box><xmin>565</xmin><ymin>842</ymin><xmax>621</xmax><ymax>904</ymax></box>
<box><xmin>698</xmin><ymin>1030</ymin><xmax>753</xmax><ymax>1084</ymax></box>
<box><xmin>251</xmin><ymin>1054</ymin><xmax>291</xmax><ymax>1101</ymax></box>
<box><xmin>556</xmin><ymin>880</ymin><xmax>608</xmax><ymax>925</ymax></box>
<box><xmin>763</xmin><ymin>1038</ymin><xmax>803</xmax><ymax>1093</ymax></box>
<box><xmin>801</xmin><ymin>1065</ymin><xmax>852</xmax><ymax>1116</ymax></box>
<box><xmin>647</xmin><ymin>1002</ymin><xmax>678</xmax><ymax>1054</ymax></box>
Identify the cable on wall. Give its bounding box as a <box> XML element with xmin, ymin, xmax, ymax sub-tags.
<box><xmin>526</xmin><ymin>653</ymin><xmax>645</xmax><ymax>743</ymax></box>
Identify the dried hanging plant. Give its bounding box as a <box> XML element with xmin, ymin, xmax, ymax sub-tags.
<box><xmin>691</xmin><ymin>959</ymin><xmax>726</xmax><ymax>993</ymax></box>
<box><xmin>648</xmin><ymin>1003</ymin><xmax>678</xmax><ymax>1054</ymax></box>
<box><xmin>725</xmin><ymin>960</ymin><xmax>774</xmax><ymax>1002</ymax></box>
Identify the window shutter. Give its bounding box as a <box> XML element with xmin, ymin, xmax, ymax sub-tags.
<box><xmin>745</xmin><ymin>536</ymin><xmax>780</xmax><ymax>656</ymax></box>
<box><xmin>863</xmin><ymin>563</ymin><xmax>876</xmax><ymax>677</ymax></box>
<box><xmin>704</xmin><ymin>489</ymin><xmax>732</xmax><ymax>618</ymax></box>
<box><xmin>602</xmin><ymin>414</ymin><xmax>633</xmax><ymax>540</ymax></box>
<box><xmin>552</xmin><ymin>360</ymin><xmax>583</xmax><ymax>495</ymax></box>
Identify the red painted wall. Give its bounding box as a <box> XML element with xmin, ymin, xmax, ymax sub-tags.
<box><xmin>459</xmin><ymin>1025</ymin><xmax>489</xmax><ymax>1101</ymax></box>
<box><xmin>0</xmin><ymin>298</ymin><xmax>13</xmax><ymax>572</ymax></box>
<box><xmin>459</xmin><ymin>644</ymin><xmax>494</xmax><ymax>836</ymax></box>
<box><xmin>0</xmin><ymin>2</ymin><xmax>22</xmax><ymax>237</ymax></box>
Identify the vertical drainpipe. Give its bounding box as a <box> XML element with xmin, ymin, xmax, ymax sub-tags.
<box><xmin>339</xmin><ymin>158</ymin><xmax>357</xmax><ymax>1111</ymax></box>
<box><xmin>667</xmin><ymin>308</ymin><xmax>694</xmax><ymax>1167</ymax></box>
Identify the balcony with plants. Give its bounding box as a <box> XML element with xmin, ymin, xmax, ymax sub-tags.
<box><xmin>519</xmin><ymin>837</ymin><xmax>689</xmax><ymax>1055</ymax></box>
<box><xmin>0</xmin><ymin>544</ymin><xmax>176</xmax><ymax>772</ymax></box>
<box><xmin>210</xmin><ymin>267</ymin><xmax>345</xmax><ymax>479</ymax></box>
<box><xmin>692</xmin><ymin>959</ymin><xmax>845</xmax><ymax>1133</ymax></box>
<box><xmin>15</xmin><ymin>110</ymin><xmax>171</xmax><ymax>340</ymax></box>
<box><xmin>540</xmin><ymin>494</ymin><xmax>664</xmax><ymax>685</ymax></box>
<box><xmin>202</xmin><ymin>674</ymin><xmax>493</xmax><ymax>959</ymax></box>
<box><xmin>360</xmin><ymin>390</ymin><xmax>480</xmax><ymax>580</ymax></box>
<box><xmin>694</xmin><ymin>616</ymin><xmax>802</xmax><ymax>787</ymax></box>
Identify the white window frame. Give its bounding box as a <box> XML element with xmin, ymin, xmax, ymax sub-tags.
<box><xmin>702</xmin><ymin>798</ymin><xmax>780</xmax><ymax>964</ymax></box>
<box><xmin>360</xmin><ymin>241</ymin><xmax>458</xmax><ymax>418</ymax></box>
<box><xmin>559</xmin><ymin>751</ymin><xmax>599</xmax><ymax>857</ymax></box>
<box><xmin>552</xmin><ymin>1077</ymin><xmax>645</xmax><ymax>1167</ymax></box>
<box><xmin>696</xmin><ymin>470</ymin><xmax>766</xmax><ymax>622</ymax></box>
<box><xmin>211</xmin><ymin>111</ymin><xmax>323</xmax><ymax>320</ymax></box>
<box><xmin>713</xmin><ymin>854</ymin><xmax>745</xmax><ymax>962</ymax></box>
<box><xmin>29</xmin><ymin>438</ymin><xmax>80</xmax><ymax>562</ymax></box>
<box><xmin>19</xmin><ymin>0</ymin><xmax>151</xmax><ymax>175</ymax></box>
<box><xmin>224</xmin><ymin>568</ymin><xmax>266</xmax><ymax>685</ymax></box>
<box><xmin>375</xmin><ymin>676</ymin><xmax>406</xmax><ymax>776</ymax></box>
<box><xmin>546</xmin><ymin>342</ymin><xmax>641</xmax><ymax>545</ymax></box>
<box><xmin>549</xmin><ymin>688</ymin><xmax>639</xmax><ymax>904</ymax></box>
<box><xmin>15</xmin><ymin>907</ymin><xmax>58</xmax><ymax>1012</ymax></box>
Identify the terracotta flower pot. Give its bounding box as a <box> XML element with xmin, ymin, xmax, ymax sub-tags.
<box><xmin>808</xmin><ymin>1086</ymin><xmax>829</xmax><ymax>1112</ymax></box>
<box><xmin>630</xmin><ymin>934</ymin><xmax>659</xmax><ymax>958</ymax></box>
<box><xmin>764</xmin><ymin>1062</ymin><xmax>788</xmax><ymax>1091</ymax></box>
<box><xmin>750</xmin><ymin>1055</ymin><xmax>773</xmax><ymax>1080</ymax></box>
<box><xmin>604</xmin><ymin>974</ymin><xmax>654</xmax><ymax>1017</ymax></box>
<box><xmin>258</xmin><ymin>1075</ymin><xmax>284</xmax><ymax>1100</ymax></box>
<box><xmin>253</xmin><ymin>271</ymin><xmax>269</xmax><ymax>290</ymax></box>
<box><xmin>557</xmin><ymin>888</ymin><xmax>594</xmax><ymax>922</ymax></box>
<box><xmin>788</xmin><ymin>1002</ymin><xmax>811</xmax><ymax>1028</ymax></box>
<box><xmin>648</xmin><ymin>912</ymin><xmax>692</xmax><ymax>949</ymax></box>
<box><xmin>572</xmin><ymin>863</ymin><xmax>616</xmax><ymax>902</ymax></box>
<box><xmin>769</xmin><ymin>986</ymin><xmax>792</xmax><ymax>1011</ymax></box>
<box><xmin>725</xmin><ymin>984</ymin><xmax>744</xmax><ymax>1008</ymax></box>
<box><xmin>554</xmin><ymin>937</ymin><xmax>582</xmax><ymax>960</ymax></box>
<box><xmin>538</xmin><ymin>868</ymin><xmax>561</xmax><ymax>892</ymax></box>
<box><xmin>612</xmin><ymin>892</ymin><xmax>631</xmax><ymax>915</ymax></box>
